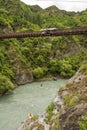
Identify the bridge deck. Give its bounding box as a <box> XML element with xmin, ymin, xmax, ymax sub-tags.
<box><xmin>0</xmin><ymin>27</ymin><xmax>87</xmax><ymax>39</ymax></box>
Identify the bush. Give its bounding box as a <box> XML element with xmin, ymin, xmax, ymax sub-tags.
<box><xmin>79</xmin><ymin>116</ymin><xmax>87</xmax><ymax>130</ymax></box>
<box><xmin>33</xmin><ymin>67</ymin><xmax>44</xmax><ymax>79</ymax></box>
<box><xmin>45</xmin><ymin>102</ymin><xmax>55</xmax><ymax>123</ymax></box>
<box><xmin>0</xmin><ymin>74</ymin><xmax>14</xmax><ymax>95</ymax></box>
<box><xmin>59</xmin><ymin>60</ymin><xmax>75</xmax><ymax>78</ymax></box>
<box><xmin>46</xmin><ymin>102</ymin><xmax>55</xmax><ymax>113</ymax></box>
<box><xmin>80</xmin><ymin>64</ymin><xmax>87</xmax><ymax>74</ymax></box>
<box><xmin>50</xmin><ymin>118</ymin><xmax>61</xmax><ymax>130</ymax></box>
<box><xmin>64</xmin><ymin>95</ymin><xmax>79</xmax><ymax>107</ymax></box>
<box><xmin>49</xmin><ymin>59</ymin><xmax>59</xmax><ymax>74</ymax></box>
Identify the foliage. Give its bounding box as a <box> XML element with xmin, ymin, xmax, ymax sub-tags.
<box><xmin>45</xmin><ymin>111</ymin><xmax>54</xmax><ymax>123</ymax></box>
<box><xmin>80</xmin><ymin>64</ymin><xmax>87</xmax><ymax>74</ymax></box>
<box><xmin>59</xmin><ymin>59</ymin><xmax>75</xmax><ymax>78</ymax></box>
<box><xmin>0</xmin><ymin>44</ymin><xmax>14</xmax><ymax>80</ymax></box>
<box><xmin>0</xmin><ymin>74</ymin><xmax>14</xmax><ymax>95</ymax></box>
<box><xmin>33</xmin><ymin>67</ymin><xmax>44</xmax><ymax>79</ymax></box>
<box><xmin>79</xmin><ymin>116</ymin><xmax>87</xmax><ymax>130</ymax></box>
<box><xmin>45</xmin><ymin>102</ymin><xmax>55</xmax><ymax>123</ymax></box>
<box><xmin>0</xmin><ymin>0</ymin><xmax>87</xmax><ymax>94</ymax></box>
<box><xmin>49</xmin><ymin>59</ymin><xmax>59</xmax><ymax>74</ymax></box>
<box><xmin>46</xmin><ymin>102</ymin><xmax>55</xmax><ymax>113</ymax></box>
<box><xmin>50</xmin><ymin>118</ymin><xmax>61</xmax><ymax>130</ymax></box>
<box><xmin>64</xmin><ymin>94</ymin><xmax>79</xmax><ymax>107</ymax></box>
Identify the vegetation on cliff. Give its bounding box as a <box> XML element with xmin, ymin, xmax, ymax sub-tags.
<box><xmin>58</xmin><ymin>64</ymin><xmax>87</xmax><ymax>130</ymax></box>
<box><xmin>79</xmin><ymin>116</ymin><xmax>87</xmax><ymax>130</ymax></box>
<box><xmin>0</xmin><ymin>0</ymin><xmax>87</xmax><ymax>95</ymax></box>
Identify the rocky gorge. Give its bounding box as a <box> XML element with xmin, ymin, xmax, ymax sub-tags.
<box><xmin>0</xmin><ymin>0</ymin><xmax>87</xmax><ymax>129</ymax></box>
<box><xmin>17</xmin><ymin>64</ymin><xmax>87</xmax><ymax>130</ymax></box>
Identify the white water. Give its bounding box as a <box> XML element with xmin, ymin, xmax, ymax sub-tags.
<box><xmin>0</xmin><ymin>79</ymin><xmax>67</xmax><ymax>130</ymax></box>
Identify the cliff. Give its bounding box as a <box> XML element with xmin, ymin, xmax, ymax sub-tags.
<box><xmin>58</xmin><ymin>64</ymin><xmax>87</xmax><ymax>130</ymax></box>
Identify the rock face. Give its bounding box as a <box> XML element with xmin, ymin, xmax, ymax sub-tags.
<box><xmin>15</xmin><ymin>69</ymin><xmax>33</xmax><ymax>85</ymax></box>
<box><xmin>58</xmin><ymin>70</ymin><xmax>87</xmax><ymax>130</ymax></box>
<box><xmin>59</xmin><ymin>103</ymin><xmax>87</xmax><ymax>130</ymax></box>
<box><xmin>17</xmin><ymin>70</ymin><xmax>87</xmax><ymax>130</ymax></box>
<box><xmin>13</xmin><ymin>60</ymin><xmax>34</xmax><ymax>85</ymax></box>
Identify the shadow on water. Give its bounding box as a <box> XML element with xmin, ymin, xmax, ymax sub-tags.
<box><xmin>0</xmin><ymin>93</ymin><xmax>14</xmax><ymax>103</ymax></box>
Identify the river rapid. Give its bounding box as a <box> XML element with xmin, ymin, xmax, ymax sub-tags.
<box><xmin>0</xmin><ymin>79</ymin><xmax>67</xmax><ymax>130</ymax></box>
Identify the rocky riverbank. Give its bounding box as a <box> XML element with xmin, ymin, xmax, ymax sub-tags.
<box><xmin>58</xmin><ymin>69</ymin><xmax>87</xmax><ymax>130</ymax></box>
<box><xmin>17</xmin><ymin>65</ymin><xmax>87</xmax><ymax>130</ymax></box>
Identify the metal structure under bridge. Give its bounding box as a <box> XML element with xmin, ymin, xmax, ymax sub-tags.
<box><xmin>0</xmin><ymin>27</ymin><xmax>87</xmax><ymax>39</ymax></box>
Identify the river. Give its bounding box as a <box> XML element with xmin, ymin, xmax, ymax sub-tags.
<box><xmin>0</xmin><ymin>79</ymin><xmax>67</xmax><ymax>130</ymax></box>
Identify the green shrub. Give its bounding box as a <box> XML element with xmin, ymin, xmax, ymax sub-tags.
<box><xmin>45</xmin><ymin>111</ymin><xmax>54</xmax><ymax>123</ymax></box>
<box><xmin>46</xmin><ymin>102</ymin><xmax>55</xmax><ymax>113</ymax></box>
<box><xmin>64</xmin><ymin>95</ymin><xmax>79</xmax><ymax>107</ymax></box>
<box><xmin>33</xmin><ymin>67</ymin><xmax>44</xmax><ymax>79</ymax></box>
<box><xmin>79</xmin><ymin>116</ymin><xmax>87</xmax><ymax>130</ymax></box>
<box><xmin>45</xmin><ymin>102</ymin><xmax>55</xmax><ymax>123</ymax></box>
<box><xmin>49</xmin><ymin>59</ymin><xmax>59</xmax><ymax>74</ymax></box>
<box><xmin>80</xmin><ymin>64</ymin><xmax>87</xmax><ymax>74</ymax></box>
<box><xmin>59</xmin><ymin>60</ymin><xmax>75</xmax><ymax>78</ymax></box>
<box><xmin>0</xmin><ymin>74</ymin><xmax>14</xmax><ymax>95</ymax></box>
<box><xmin>50</xmin><ymin>118</ymin><xmax>61</xmax><ymax>130</ymax></box>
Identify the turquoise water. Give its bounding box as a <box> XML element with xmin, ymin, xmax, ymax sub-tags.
<box><xmin>0</xmin><ymin>79</ymin><xmax>67</xmax><ymax>130</ymax></box>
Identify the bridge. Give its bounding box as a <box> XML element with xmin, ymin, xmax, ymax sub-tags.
<box><xmin>0</xmin><ymin>27</ymin><xmax>87</xmax><ymax>39</ymax></box>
